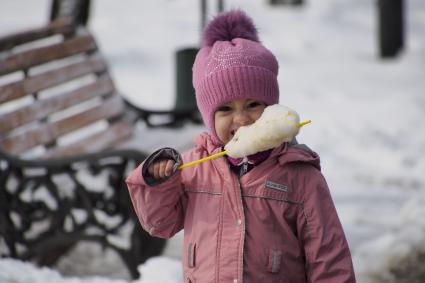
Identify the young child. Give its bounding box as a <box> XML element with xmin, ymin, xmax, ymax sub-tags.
<box><xmin>126</xmin><ymin>10</ymin><xmax>356</xmax><ymax>283</ymax></box>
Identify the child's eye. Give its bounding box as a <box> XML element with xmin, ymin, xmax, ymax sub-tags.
<box><xmin>217</xmin><ymin>105</ymin><xmax>232</xmax><ymax>112</ymax></box>
<box><xmin>247</xmin><ymin>101</ymin><xmax>263</xmax><ymax>108</ymax></box>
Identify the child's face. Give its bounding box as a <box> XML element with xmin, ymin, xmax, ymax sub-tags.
<box><xmin>214</xmin><ymin>98</ymin><xmax>267</xmax><ymax>144</ymax></box>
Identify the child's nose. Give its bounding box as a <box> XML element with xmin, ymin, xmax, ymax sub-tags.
<box><xmin>233</xmin><ymin>111</ymin><xmax>252</xmax><ymax>125</ymax></box>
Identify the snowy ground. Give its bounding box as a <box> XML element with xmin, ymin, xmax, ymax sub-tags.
<box><xmin>1</xmin><ymin>0</ymin><xmax>425</xmax><ymax>282</ymax></box>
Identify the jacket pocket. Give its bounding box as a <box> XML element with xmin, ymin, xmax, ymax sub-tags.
<box><xmin>267</xmin><ymin>249</ymin><xmax>282</xmax><ymax>273</ymax></box>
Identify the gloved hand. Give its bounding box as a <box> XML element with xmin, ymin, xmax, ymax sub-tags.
<box><xmin>141</xmin><ymin>147</ymin><xmax>182</xmax><ymax>186</ymax></box>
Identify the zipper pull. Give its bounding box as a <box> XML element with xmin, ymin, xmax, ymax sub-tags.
<box><xmin>240</xmin><ymin>157</ymin><xmax>249</xmax><ymax>177</ymax></box>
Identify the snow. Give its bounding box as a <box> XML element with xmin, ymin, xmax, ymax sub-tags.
<box><xmin>0</xmin><ymin>257</ymin><xmax>182</xmax><ymax>283</ymax></box>
<box><xmin>1</xmin><ymin>0</ymin><xmax>425</xmax><ymax>282</ymax></box>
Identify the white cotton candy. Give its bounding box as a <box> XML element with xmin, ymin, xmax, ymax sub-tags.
<box><xmin>224</xmin><ymin>104</ymin><xmax>301</xmax><ymax>158</ymax></box>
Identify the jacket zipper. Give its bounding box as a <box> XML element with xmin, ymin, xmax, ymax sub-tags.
<box><xmin>239</xmin><ymin>157</ymin><xmax>249</xmax><ymax>177</ymax></box>
<box><xmin>235</xmin><ymin>174</ymin><xmax>246</xmax><ymax>283</ymax></box>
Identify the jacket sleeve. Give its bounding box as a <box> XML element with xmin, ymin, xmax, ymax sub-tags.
<box><xmin>125</xmin><ymin>148</ymin><xmax>187</xmax><ymax>239</ymax></box>
<box><xmin>297</xmin><ymin>165</ymin><xmax>356</xmax><ymax>283</ymax></box>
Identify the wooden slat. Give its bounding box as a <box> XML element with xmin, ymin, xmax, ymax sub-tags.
<box><xmin>43</xmin><ymin>121</ymin><xmax>132</xmax><ymax>159</ymax></box>
<box><xmin>0</xmin><ymin>76</ymin><xmax>115</xmax><ymax>134</ymax></box>
<box><xmin>0</xmin><ymin>96</ymin><xmax>124</xmax><ymax>155</ymax></box>
<box><xmin>0</xmin><ymin>34</ymin><xmax>97</xmax><ymax>76</ymax></box>
<box><xmin>0</xmin><ymin>19</ymin><xmax>74</xmax><ymax>52</ymax></box>
<box><xmin>0</xmin><ymin>55</ymin><xmax>107</xmax><ymax>104</ymax></box>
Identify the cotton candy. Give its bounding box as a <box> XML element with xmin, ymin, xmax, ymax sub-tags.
<box><xmin>224</xmin><ymin>104</ymin><xmax>301</xmax><ymax>158</ymax></box>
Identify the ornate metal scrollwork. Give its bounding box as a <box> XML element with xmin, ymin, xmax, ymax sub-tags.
<box><xmin>0</xmin><ymin>149</ymin><xmax>166</xmax><ymax>279</ymax></box>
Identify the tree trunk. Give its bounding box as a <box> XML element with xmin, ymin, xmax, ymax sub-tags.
<box><xmin>378</xmin><ymin>0</ymin><xmax>404</xmax><ymax>58</ymax></box>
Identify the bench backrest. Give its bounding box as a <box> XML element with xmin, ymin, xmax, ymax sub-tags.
<box><xmin>0</xmin><ymin>20</ymin><xmax>132</xmax><ymax>160</ymax></box>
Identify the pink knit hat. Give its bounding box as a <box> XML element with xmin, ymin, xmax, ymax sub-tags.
<box><xmin>193</xmin><ymin>10</ymin><xmax>279</xmax><ymax>143</ymax></box>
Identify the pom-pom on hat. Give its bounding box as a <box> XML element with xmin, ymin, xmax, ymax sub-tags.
<box><xmin>193</xmin><ymin>10</ymin><xmax>280</xmax><ymax>144</ymax></box>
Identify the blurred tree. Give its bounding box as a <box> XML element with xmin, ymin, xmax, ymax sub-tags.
<box><xmin>201</xmin><ymin>0</ymin><xmax>225</xmax><ymax>30</ymax></box>
<box><xmin>50</xmin><ymin>0</ymin><xmax>91</xmax><ymax>26</ymax></box>
<box><xmin>378</xmin><ymin>0</ymin><xmax>404</xmax><ymax>58</ymax></box>
<box><xmin>269</xmin><ymin>0</ymin><xmax>304</xmax><ymax>6</ymax></box>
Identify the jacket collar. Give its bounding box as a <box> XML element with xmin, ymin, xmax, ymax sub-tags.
<box><xmin>227</xmin><ymin>149</ymin><xmax>272</xmax><ymax>166</ymax></box>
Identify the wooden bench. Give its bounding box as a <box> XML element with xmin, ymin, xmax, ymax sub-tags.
<box><xmin>0</xmin><ymin>19</ymin><xmax>173</xmax><ymax>278</ymax></box>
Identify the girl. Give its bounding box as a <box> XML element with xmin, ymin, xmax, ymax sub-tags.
<box><xmin>126</xmin><ymin>10</ymin><xmax>356</xmax><ymax>283</ymax></box>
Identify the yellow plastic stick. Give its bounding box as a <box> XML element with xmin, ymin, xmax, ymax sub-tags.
<box><xmin>177</xmin><ymin>150</ymin><xmax>228</xmax><ymax>170</ymax></box>
<box><xmin>297</xmin><ymin>119</ymin><xmax>312</xmax><ymax>128</ymax></box>
<box><xmin>177</xmin><ymin>120</ymin><xmax>312</xmax><ymax>170</ymax></box>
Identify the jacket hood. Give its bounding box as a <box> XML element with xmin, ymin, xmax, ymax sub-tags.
<box><xmin>193</xmin><ymin>133</ymin><xmax>321</xmax><ymax>170</ymax></box>
<box><xmin>274</xmin><ymin>143</ymin><xmax>321</xmax><ymax>170</ymax></box>
<box><xmin>193</xmin><ymin>132</ymin><xmax>223</xmax><ymax>153</ymax></box>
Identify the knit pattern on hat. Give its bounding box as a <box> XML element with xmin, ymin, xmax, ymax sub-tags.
<box><xmin>193</xmin><ymin>10</ymin><xmax>279</xmax><ymax>144</ymax></box>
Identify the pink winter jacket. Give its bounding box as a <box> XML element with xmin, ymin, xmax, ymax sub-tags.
<box><xmin>126</xmin><ymin>133</ymin><xmax>356</xmax><ymax>283</ymax></box>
